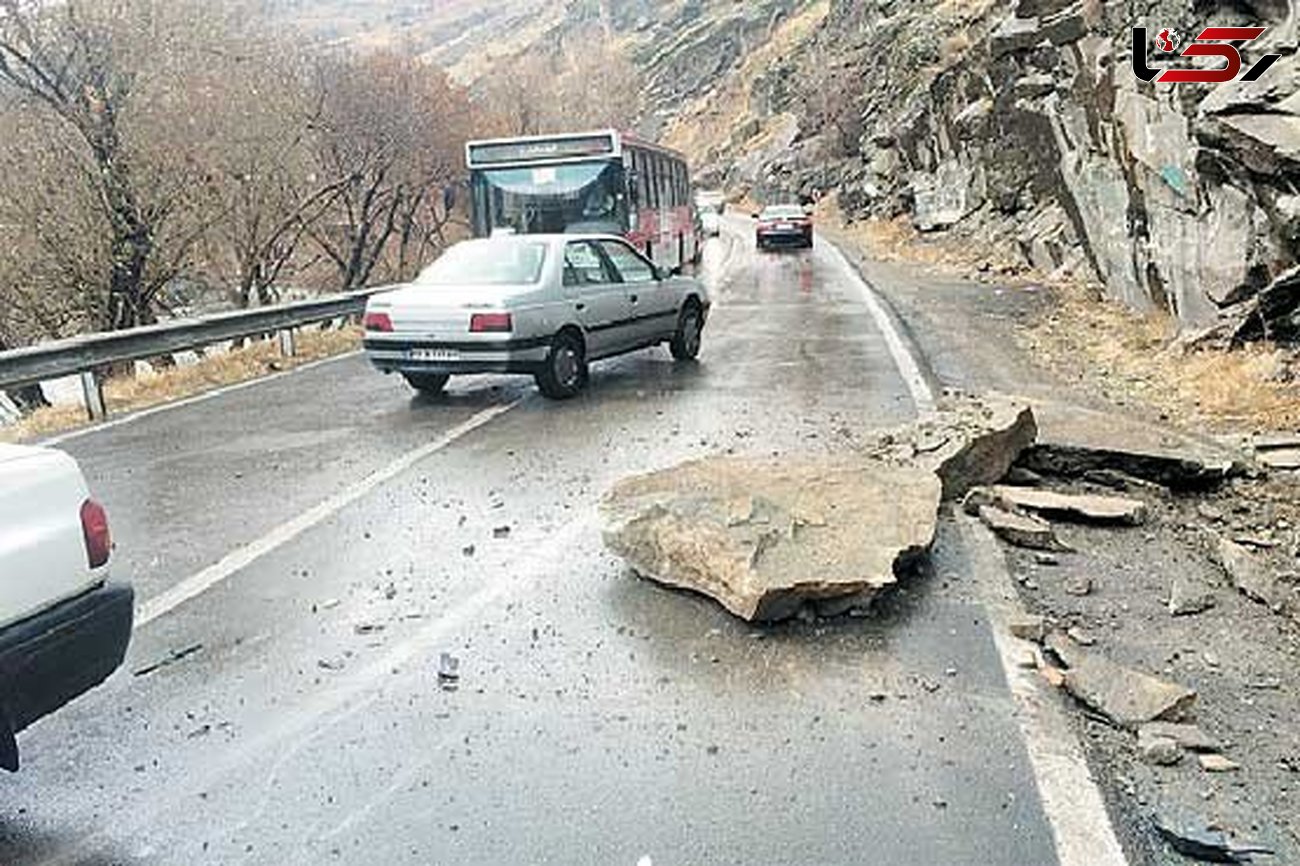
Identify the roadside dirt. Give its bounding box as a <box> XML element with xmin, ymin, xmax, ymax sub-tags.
<box><xmin>1</xmin><ymin>326</ymin><xmax>360</xmax><ymax>444</ymax></box>
<box><xmin>824</xmin><ymin>219</ymin><xmax>1300</xmax><ymax>864</ymax></box>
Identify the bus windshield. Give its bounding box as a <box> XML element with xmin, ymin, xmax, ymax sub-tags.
<box><xmin>470</xmin><ymin>160</ymin><xmax>627</xmax><ymax>236</ymax></box>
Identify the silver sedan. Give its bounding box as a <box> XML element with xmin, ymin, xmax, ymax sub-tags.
<box><xmin>363</xmin><ymin>234</ymin><xmax>711</xmax><ymax>399</ymax></box>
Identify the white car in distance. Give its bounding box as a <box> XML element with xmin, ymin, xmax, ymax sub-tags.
<box><xmin>363</xmin><ymin>234</ymin><xmax>712</xmax><ymax>399</ymax></box>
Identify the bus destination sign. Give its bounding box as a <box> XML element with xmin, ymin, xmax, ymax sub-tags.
<box><xmin>467</xmin><ymin>134</ymin><xmax>618</xmax><ymax>167</ymax></box>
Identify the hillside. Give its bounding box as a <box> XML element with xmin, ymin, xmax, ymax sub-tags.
<box><xmin>263</xmin><ymin>0</ymin><xmax>814</xmax><ymax>135</ymax></box>
<box><xmin>267</xmin><ymin>0</ymin><xmax>1299</xmax><ymax>338</ymax></box>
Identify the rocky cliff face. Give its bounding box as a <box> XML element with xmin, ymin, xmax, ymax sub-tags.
<box><xmin>725</xmin><ymin>0</ymin><xmax>1298</xmax><ymax>333</ymax></box>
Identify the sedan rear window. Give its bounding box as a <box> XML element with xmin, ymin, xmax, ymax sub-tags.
<box><xmin>414</xmin><ymin>240</ymin><xmax>548</xmax><ymax>286</ymax></box>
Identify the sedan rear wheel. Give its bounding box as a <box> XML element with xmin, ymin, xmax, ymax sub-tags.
<box><xmin>670</xmin><ymin>305</ymin><xmax>703</xmax><ymax>361</ymax></box>
<box><xmin>403</xmin><ymin>373</ymin><xmax>450</xmax><ymax>395</ymax></box>
<box><xmin>535</xmin><ymin>332</ymin><xmax>588</xmax><ymax>399</ymax></box>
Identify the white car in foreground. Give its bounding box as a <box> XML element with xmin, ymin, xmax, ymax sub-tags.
<box><xmin>363</xmin><ymin>234</ymin><xmax>711</xmax><ymax>399</ymax></box>
<box><xmin>0</xmin><ymin>444</ymin><xmax>133</xmax><ymax>771</ymax></box>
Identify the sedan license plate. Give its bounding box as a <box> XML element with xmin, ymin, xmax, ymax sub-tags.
<box><xmin>776</xmin><ymin>222</ymin><xmax>793</xmax><ymax>230</ymax></box>
<box><xmin>408</xmin><ymin>347</ymin><xmax>459</xmax><ymax>362</ymax></box>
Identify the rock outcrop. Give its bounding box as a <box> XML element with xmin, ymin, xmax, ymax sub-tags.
<box><xmin>730</xmin><ymin>0</ymin><xmax>1300</xmax><ymax>338</ymax></box>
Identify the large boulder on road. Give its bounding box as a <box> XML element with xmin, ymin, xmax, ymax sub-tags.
<box><xmin>601</xmin><ymin>456</ymin><xmax>942</xmax><ymax>622</ymax></box>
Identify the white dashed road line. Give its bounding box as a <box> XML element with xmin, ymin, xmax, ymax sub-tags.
<box><xmin>134</xmin><ymin>400</ymin><xmax>520</xmax><ymax>629</ymax></box>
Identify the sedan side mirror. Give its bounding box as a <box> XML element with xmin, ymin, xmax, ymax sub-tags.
<box><xmin>751</xmin><ymin>212</ymin><xmax>760</xmax><ymax>219</ymax></box>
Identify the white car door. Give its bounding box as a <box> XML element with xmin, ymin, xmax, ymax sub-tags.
<box><xmin>595</xmin><ymin>239</ymin><xmax>677</xmax><ymax>346</ymax></box>
<box><xmin>562</xmin><ymin>240</ymin><xmax>634</xmax><ymax>359</ymax></box>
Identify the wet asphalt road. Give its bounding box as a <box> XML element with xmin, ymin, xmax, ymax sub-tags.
<box><xmin>0</xmin><ymin>228</ymin><xmax>1061</xmax><ymax>864</ymax></box>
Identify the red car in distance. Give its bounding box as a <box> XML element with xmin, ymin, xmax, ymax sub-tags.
<box><xmin>754</xmin><ymin>204</ymin><xmax>813</xmax><ymax>251</ymax></box>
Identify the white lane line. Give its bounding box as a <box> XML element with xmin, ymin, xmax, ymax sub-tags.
<box><xmin>820</xmin><ymin>239</ymin><xmax>937</xmax><ymax>414</ymax></box>
<box><xmin>959</xmin><ymin>516</ymin><xmax>1129</xmax><ymax>866</ymax></box>
<box><xmin>39</xmin><ymin>350</ymin><xmax>363</xmax><ymax>448</ymax></box>
<box><xmin>134</xmin><ymin>400</ymin><xmax>520</xmax><ymax>628</ymax></box>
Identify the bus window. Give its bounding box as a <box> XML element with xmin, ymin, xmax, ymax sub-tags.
<box><xmin>656</xmin><ymin>155</ymin><xmax>671</xmax><ymax>212</ymax></box>
<box><xmin>639</xmin><ymin>151</ymin><xmax>654</xmax><ymax>211</ymax></box>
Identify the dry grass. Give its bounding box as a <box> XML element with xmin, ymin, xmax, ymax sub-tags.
<box><xmin>1023</xmin><ymin>281</ymin><xmax>1300</xmax><ymax>432</ymax></box>
<box><xmin>816</xmin><ymin>200</ymin><xmax>1025</xmax><ymax>274</ymax></box>
<box><xmin>819</xmin><ymin>201</ymin><xmax>1300</xmax><ymax>432</ymax></box>
<box><xmin>2</xmin><ymin>326</ymin><xmax>361</xmax><ymax>443</ymax></box>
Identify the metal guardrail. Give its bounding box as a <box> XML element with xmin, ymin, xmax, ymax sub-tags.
<box><xmin>0</xmin><ymin>287</ymin><xmax>393</xmax><ymax>421</ymax></box>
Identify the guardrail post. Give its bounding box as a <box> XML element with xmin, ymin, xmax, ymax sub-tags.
<box><xmin>278</xmin><ymin>328</ymin><xmax>297</xmax><ymax>357</ymax></box>
<box><xmin>80</xmin><ymin>370</ymin><xmax>107</xmax><ymax>421</ymax></box>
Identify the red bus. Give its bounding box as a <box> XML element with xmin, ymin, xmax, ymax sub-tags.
<box><xmin>465</xmin><ymin>129</ymin><xmax>699</xmax><ymax>273</ymax></box>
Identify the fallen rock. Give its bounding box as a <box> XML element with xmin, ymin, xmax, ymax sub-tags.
<box><xmin>1009</xmin><ymin>614</ymin><xmax>1049</xmax><ymax>642</ymax></box>
<box><xmin>978</xmin><ymin>504</ymin><xmax>1071</xmax><ymax>551</ymax></box>
<box><xmin>1229</xmin><ymin>265</ymin><xmax>1300</xmax><ymax>347</ymax></box>
<box><xmin>1139</xmin><ymin>721</ymin><xmax>1220</xmax><ymax>753</ymax></box>
<box><xmin>1168</xmin><ymin>577</ymin><xmax>1217</xmax><ymax>616</ymax></box>
<box><xmin>1138</xmin><ymin>733</ymin><xmax>1183</xmax><ymax>766</ymax></box>
<box><xmin>1217</xmin><ymin>538</ymin><xmax>1295</xmax><ymax>613</ymax></box>
<box><xmin>1018</xmin><ymin>402</ymin><xmax>1239</xmax><ymax>490</ymax></box>
<box><xmin>1047</xmin><ymin>633</ymin><xmax>1196</xmax><ymax>729</ymax></box>
<box><xmin>1064</xmin><ymin>576</ymin><xmax>1093</xmax><ymax>597</ymax></box>
<box><xmin>601</xmin><ymin>455</ymin><xmax>941</xmax><ymax>622</ymax></box>
<box><xmin>1066</xmin><ymin>625</ymin><xmax>1096</xmax><ymax>645</ymax></box>
<box><xmin>1198</xmin><ymin>753</ymin><xmax>1241</xmax><ymax>773</ymax></box>
<box><xmin>990</xmin><ymin>486</ymin><xmax>1148</xmax><ymax>525</ymax></box>
<box><xmin>1153</xmin><ymin>809</ymin><xmax>1275</xmax><ymax>862</ymax></box>
<box><xmin>864</xmin><ymin>392</ymin><xmax>1037</xmax><ymax>500</ymax></box>
<box><xmin>1259</xmin><ymin>448</ymin><xmax>1300</xmax><ymax>470</ymax></box>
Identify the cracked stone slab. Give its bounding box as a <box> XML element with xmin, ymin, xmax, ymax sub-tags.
<box><xmin>601</xmin><ymin>456</ymin><xmax>941</xmax><ymax>622</ymax></box>
<box><xmin>964</xmin><ymin>485</ymin><xmax>1147</xmax><ymax>525</ymax></box>
<box><xmin>1047</xmin><ymin>632</ymin><xmax>1197</xmax><ymax>729</ymax></box>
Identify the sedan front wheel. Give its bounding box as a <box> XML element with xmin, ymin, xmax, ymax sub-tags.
<box><xmin>670</xmin><ymin>305</ymin><xmax>703</xmax><ymax>361</ymax></box>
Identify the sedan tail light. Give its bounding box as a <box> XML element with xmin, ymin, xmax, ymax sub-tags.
<box><xmin>81</xmin><ymin>499</ymin><xmax>111</xmax><ymax>569</ymax></box>
<box><xmin>470</xmin><ymin>312</ymin><xmax>512</xmax><ymax>333</ymax></box>
<box><xmin>363</xmin><ymin>311</ymin><xmax>393</xmax><ymax>332</ymax></box>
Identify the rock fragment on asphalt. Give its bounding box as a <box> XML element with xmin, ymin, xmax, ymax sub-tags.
<box><xmin>1139</xmin><ymin>721</ymin><xmax>1220</xmax><ymax>753</ymax></box>
<box><xmin>1169</xmin><ymin>576</ymin><xmax>1217</xmax><ymax>616</ymax></box>
<box><xmin>1064</xmin><ymin>576</ymin><xmax>1093</xmax><ymax>597</ymax></box>
<box><xmin>1008</xmin><ymin>614</ymin><xmax>1048</xmax><ymax>642</ymax></box>
<box><xmin>1138</xmin><ymin>733</ymin><xmax>1183</xmax><ymax>766</ymax></box>
<box><xmin>1153</xmin><ymin>809</ymin><xmax>1275</xmax><ymax>863</ymax></box>
<box><xmin>1198</xmin><ymin>753</ymin><xmax>1241</xmax><ymax>773</ymax></box>
<box><xmin>1217</xmin><ymin>537</ymin><xmax>1295</xmax><ymax>613</ymax></box>
<box><xmin>438</xmin><ymin>652</ymin><xmax>460</xmax><ymax>691</ymax></box>
<box><xmin>1066</xmin><ymin>626</ymin><xmax>1096</xmax><ymax>646</ymax></box>
<box><xmin>977</xmin><ymin>504</ymin><xmax>1070</xmax><ymax>551</ymax></box>
<box><xmin>1047</xmin><ymin>633</ymin><xmax>1196</xmax><ymax>729</ymax></box>
<box><xmin>601</xmin><ymin>454</ymin><xmax>941</xmax><ymax>621</ymax></box>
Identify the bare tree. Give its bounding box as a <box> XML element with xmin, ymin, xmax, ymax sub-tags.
<box><xmin>476</xmin><ymin>51</ymin><xmax>558</xmax><ymax>137</ymax></box>
<box><xmin>0</xmin><ymin>0</ymin><xmax>218</xmax><ymax>330</ymax></box>
<box><xmin>196</xmin><ymin>40</ymin><xmax>343</xmax><ymax>307</ymax></box>
<box><xmin>307</xmin><ymin>51</ymin><xmax>471</xmax><ymax>291</ymax></box>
